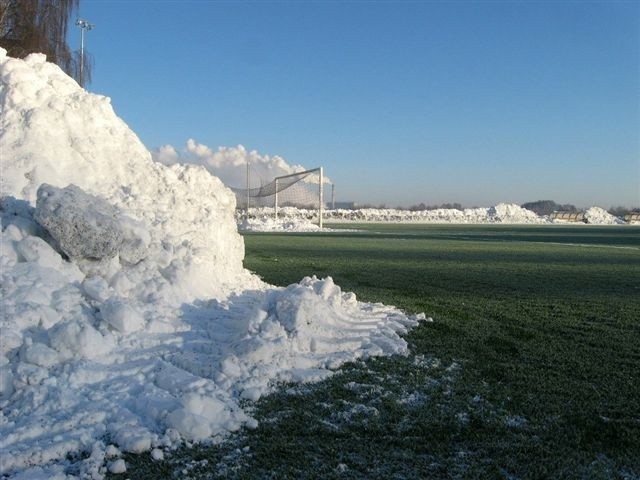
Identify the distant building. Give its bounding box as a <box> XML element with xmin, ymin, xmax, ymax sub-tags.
<box><xmin>624</xmin><ymin>213</ymin><xmax>640</xmax><ymax>223</ymax></box>
<box><xmin>550</xmin><ymin>211</ymin><xmax>586</xmax><ymax>222</ymax></box>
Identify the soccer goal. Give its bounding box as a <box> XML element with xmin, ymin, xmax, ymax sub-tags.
<box><xmin>233</xmin><ymin>167</ymin><xmax>326</xmax><ymax>228</ymax></box>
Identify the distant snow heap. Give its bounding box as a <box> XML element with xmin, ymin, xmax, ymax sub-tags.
<box><xmin>583</xmin><ymin>207</ymin><xmax>625</xmax><ymax>225</ymax></box>
<box><xmin>246</xmin><ymin>203</ymin><xmax>547</xmax><ymax>225</ymax></box>
<box><xmin>0</xmin><ymin>49</ymin><xmax>424</xmax><ymax>478</ymax></box>
<box><xmin>244</xmin><ymin>204</ymin><xmax>634</xmax><ymax>228</ymax></box>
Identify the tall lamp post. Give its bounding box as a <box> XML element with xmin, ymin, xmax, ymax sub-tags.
<box><xmin>75</xmin><ymin>18</ymin><xmax>94</xmax><ymax>87</ymax></box>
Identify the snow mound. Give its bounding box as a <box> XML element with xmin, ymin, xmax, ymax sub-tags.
<box><xmin>583</xmin><ymin>207</ymin><xmax>625</xmax><ymax>225</ymax></box>
<box><xmin>487</xmin><ymin>203</ymin><xmax>543</xmax><ymax>223</ymax></box>
<box><xmin>0</xmin><ymin>49</ymin><xmax>247</xmax><ymax>302</ymax></box>
<box><xmin>247</xmin><ymin>203</ymin><xmax>548</xmax><ymax>225</ymax></box>
<box><xmin>0</xmin><ymin>48</ymin><xmax>423</xmax><ymax>478</ymax></box>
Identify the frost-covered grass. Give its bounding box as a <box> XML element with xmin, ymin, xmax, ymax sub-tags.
<box><xmin>117</xmin><ymin>224</ymin><xmax>640</xmax><ymax>479</ymax></box>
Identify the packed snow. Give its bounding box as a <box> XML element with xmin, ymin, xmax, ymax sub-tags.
<box><xmin>0</xmin><ymin>49</ymin><xmax>424</xmax><ymax>479</ymax></box>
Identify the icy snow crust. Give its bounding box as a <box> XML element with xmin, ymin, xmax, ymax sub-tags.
<box><xmin>0</xmin><ymin>50</ymin><xmax>423</xmax><ymax>478</ymax></box>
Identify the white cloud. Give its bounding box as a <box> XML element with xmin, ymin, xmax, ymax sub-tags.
<box><xmin>151</xmin><ymin>139</ymin><xmax>328</xmax><ymax>190</ymax></box>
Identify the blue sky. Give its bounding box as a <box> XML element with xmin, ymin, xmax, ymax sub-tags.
<box><xmin>74</xmin><ymin>0</ymin><xmax>639</xmax><ymax>208</ymax></box>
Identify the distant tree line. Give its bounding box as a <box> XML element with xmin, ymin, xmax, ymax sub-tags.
<box><xmin>0</xmin><ymin>0</ymin><xmax>91</xmax><ymax>85</ymax></box>
<box><xmin>521</xmin><ymin>200</ymin><xmax>639</xmax><ymax>217</ymax></box>
<box><xmin>520</xmin><ymin>200</ymin><xmax>578</xmax><ymax>216</ymax></box>
<box><xmin>356</xmin><ymin>203</ymin><xmax>390</xmax><ymax>210</ymax></box>
<box><xmin>408</xmin><ymin>202</ymin><xmax>464</xmax><ymax>212</ymax></box>
<box><xmin>607</xmin><ymin>206</ymin><xmax>640</xmax><ymax>217</ymax></box>
<box><xmin>344</xmin><ymin>200</ymin><xmax>638</xmax><ymax>216</ymax></box>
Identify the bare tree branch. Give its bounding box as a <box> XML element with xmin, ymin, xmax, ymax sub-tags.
<box><xmin>0</xmin><ymin>0</ymin><xmax>91</xmax><ymax>87</ymax></box>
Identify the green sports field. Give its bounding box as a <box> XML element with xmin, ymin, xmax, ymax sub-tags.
<box><xmin>119</xmin><ymin>224</ymin><xmax>640</xmax><ymax>479</ymax></box>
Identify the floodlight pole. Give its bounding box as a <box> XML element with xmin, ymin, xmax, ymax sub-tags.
<box><xmin>76</xmin><ymin>18</ymin><xmax>94</xmax><ymax>88</ymax></box>
<box><xmin>319</xmin><ymin>167</ymin><xmax>324</xmax><ymax>229</ymax></box>
<box><xmin>274</xmin><ymin>178</ymin><xmax>279</xmax><ymax>220</ymax></box>
<box><xmin>331</xmin><ymin>183</ymin><xmax>335</xmax><ymax>210</ymax></box>
<box><xmin>246</xmin><ymin>160</ymin><xmax>250</xmax><ymax>217</ymax></box>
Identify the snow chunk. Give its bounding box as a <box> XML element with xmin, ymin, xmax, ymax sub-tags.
<box><xmin>35</xmin><ymin>184</ymin><xmax>124</xmax><ymax>260</ymax></box>
<box><xmin>105</xmin><ymin>445</ymin><xmax>121</xmax><ymax>458</ymax></box>
<box><xmin>82</xmin><ymin>276</ymin><xmax>111</xmax><ymax>302</ymax></box>
<box><xmin>107</xmin><ymin>459</ymin><xmax>126</xmax><ymax>474</ymax></box>
<box><xmin>14</xmin><ymin>235</ymin><xmax>62</xmax><ymax>269</ymax></box>
<box><xmin>22</xmin><ymin>342</ymin><xmax>60</xmax><ymax>367</ymax></box>
<box><xmin>32</xmin><ymin>183</ymin><xmax>152</xmax><ymax>265</ymax></box>
<box><xmin>48</xmin><ymin>320</ymin><xmax>114</xmax><ymax>359</ymax></box>
<box><xmin>100</xmin><ymin>298</ymin><xmax>145</xmax><ymax>333</ymax></box>
<box><xmin>150</xmin><ymin>448</ymin><xmax>164</xmax><ymax>461</ymax></box>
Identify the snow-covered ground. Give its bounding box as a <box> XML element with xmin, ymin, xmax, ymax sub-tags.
<box><xmin>0</xmin><ymin>50</ymin><xmax>425</xmax><ymax>479</ymax></box>
<box><xmin>238</xmin><ymin>204</ymin><xmax>630</xmax><ymax>231</ymax></box>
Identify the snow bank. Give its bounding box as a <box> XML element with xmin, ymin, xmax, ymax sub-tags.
<box><xmin>331</xmin><ymin>203</ymin><xmax>547</xmax><ymax>223</ymax></box>
<box><xmin>242</xmin><ymin>204</ymin><xmax>635</xmax><ymax>230</ymax></box>
<box><xmin>583</xmin><ymin>207</ymin><xmax>625</xmax><ymax>225</ymax></box>
<box><xmin>245</xmin><ymin>203</ymin><xmax>547</xmax><ymax>226</ymax></box>
<box><xmin>0</xmin><ymin>49</ymin><xmax>423</xmax><ymax>478</ymax></box>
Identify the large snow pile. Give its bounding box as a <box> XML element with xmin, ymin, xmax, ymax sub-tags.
<box><xmin>0</xmin><ymin>49</ymin><xmax>423</xmax><ymax>479</ymax></box>
<box><xmin>0</xmin><ymin>49</ymin><xmax>248</xmax><ymax>302</ymax></box>
<box><xmin>583</xmin><ymin>207</ymin><xmax>625</xmax><ymax>225</ymax></box>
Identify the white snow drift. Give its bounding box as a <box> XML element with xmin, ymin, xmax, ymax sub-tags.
<box><xmin>0</xmin><ymin>49</ymin><xmax>423</xmax><ymax>479</ymax></box>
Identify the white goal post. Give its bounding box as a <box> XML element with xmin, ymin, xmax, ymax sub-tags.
<box><xmin>274</xmin><ymin>167</ymin><xmax>324</xmax><ymax>228</ymax></box>
<box><xmin>232</xmin><ymin>167</ymin><xmax>326</xmax><ymax>227</ymax></box>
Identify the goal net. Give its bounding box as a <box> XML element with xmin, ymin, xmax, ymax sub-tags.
<box><xmin>232</xmin><ymin>167</ymin><xmax>326</xmax><ymax>227</ymax></box>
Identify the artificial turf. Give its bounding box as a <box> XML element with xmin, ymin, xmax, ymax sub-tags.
<box><xmin>116</xmin><ymin>224</ymin><xmax>640</xmax><ymax>479</ymax></box>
